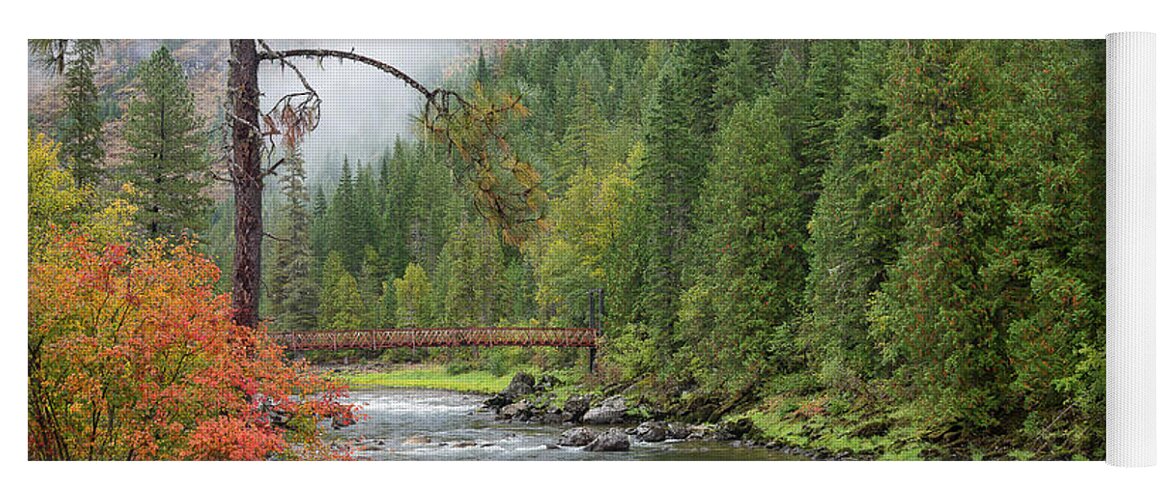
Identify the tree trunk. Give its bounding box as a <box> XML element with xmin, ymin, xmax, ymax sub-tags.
<box><xmin>229</xmin><ymin>39</ymin><xmax>262</xmax><ymax>329</ymax></box>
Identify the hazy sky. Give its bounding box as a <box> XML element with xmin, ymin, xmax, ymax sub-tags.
<box><xmin>258</xmin><ymin>40</ymin><xmax>478</xmax><ymax>184</ymax></box>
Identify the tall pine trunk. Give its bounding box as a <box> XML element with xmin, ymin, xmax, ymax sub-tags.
<box><xmin>229</xmin><ymin>39</ymin><xmax>263</xmax><ymax>328</ymax></box>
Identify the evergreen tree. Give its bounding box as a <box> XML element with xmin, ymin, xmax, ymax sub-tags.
<box><xmin>326</xmin><ymin>156</ymin><xmax>361</xmax><ymax>271</ymax></box>
<box><xmin>407</xmin><ymin>143</ymin><xmax>455</xmax><ymax>270</ymax></box>
<box><xmin>996</xmin><ymin>40</ymin><xmax>1106</xmax><ymax>453</ymax></box>
<box><xmin>58</xmin><ymin>39</ymin><xmax>104</xmax><ymax>186</ymax></box>
<box><xmin>123</xmin><ymin>46</ymin><xmax>209</xmax><ymax>239</ymax></box>
<box><xmin>443</xmin><ymin>219</ymin><xmax>506</xmax><ymax>326</ymax></box>
<box><xmin>267</xmin><ymin>145</ymin><xmax>318</xmax><ymax>331</ymax></box>
<box><xmin>311</xmin><ymin>184</ymin><xmax>329</xmax><ymax>269</ymax></box>
<box><xmin>712</xmin><ymin>39</ymin><xmax>766</xmax><ymax>122</ymax></box>
<box><xmin>503</xmin><ymin>259</ymin><xmax>535</xmax><ymax>322</ymax></box>
<box><xmin>353</xmin><ymin>164</ymin><xmax>384</xmax><ymax>266</ymax></box>
<box><xmin>475</xmin><ymin>46</ymin><xmax>492</xmax><ymax>88</ymax></box>
<box><xmin>394</xmin><ymin>262</ymin><xmax>432</xmax><ymax>327</ymax></box>
<box><xmin>551</xmin><ymin>77</ymin><xmax>608</xmax><ymax>193</ymax></box>
<box><xmin>801</xmin><ymin>40</ymin><xmax>853</xmax><ymax>198</ymax></box>
<box><xmin>359</xmin><ymin>245</ymin><xmax>387</xmax><ymax>327</ymax></box>
<box><xmin>804</xmin><ymin>40</ymin><xmax>890</xmax><ymax>389</ymax></box>
<box><xmin>869</xmin><ymin>41</ymin><xmax>1013</xmax><ymax>431</ymax></box>
<box><xmin>634</xmin><ymin>40</ymin><xmax>723</xmax><ymax>341</ymax></box>
<box><xmin>676</xmin><ymin>53</ymin><xmax>811</xmax><ymax>397</ymax></box>
<box><xmin>319</xmin><ymin>271</ymin><xmax>364</xmax><ymax>330</ymax></box>
<box><xmin>381</xmin><ymin>139</ymin><xmax>415</xmax><ymax>278</ymax></box>
<box><xmin>318</xmin><ymin>251</ymin><xmax>347</xmax><ymax>328</ymax></box>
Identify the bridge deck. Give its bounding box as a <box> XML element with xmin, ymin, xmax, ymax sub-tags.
<box><xmin>272</xmin><ymin>327</ymin><xmax>598</xmax><ymax>351</ymax></box>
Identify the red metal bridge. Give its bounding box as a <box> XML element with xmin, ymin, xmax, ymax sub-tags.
<box><xmin>272</xmin><ymin>326</ymin><xmax>599</xmax><ymax>352</ymax></box>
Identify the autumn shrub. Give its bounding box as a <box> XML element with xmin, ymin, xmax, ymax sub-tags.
<box><xmin>28</xmin><ymin>232</ymin><xmax>354</xmax><ymax>460</ymax></box>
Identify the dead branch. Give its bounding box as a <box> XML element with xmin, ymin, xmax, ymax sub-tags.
<box><xmin>263</xmin><ymin>157</ymin><xmax>286</xmax><ymax>178</ymax></box>
<box><xmin>258</xmin><ymin>47</ymin><xmax>434</xmax><ymax>98</ymax></box>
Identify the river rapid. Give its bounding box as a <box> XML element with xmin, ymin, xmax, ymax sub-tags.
<box><xmin>329</xmin><ymin>388</ymin><xmax>804</xmax><ymax>460</ymax></box>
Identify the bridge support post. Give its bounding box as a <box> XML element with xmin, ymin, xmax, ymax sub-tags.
<box><xmin>588</xmin><ymin>289</ymin><xmax>599</xmax><ymax>373</ymax></box>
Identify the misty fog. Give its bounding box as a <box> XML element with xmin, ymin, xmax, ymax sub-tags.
<box><xmin>258</xmin><ymin>40</ymin><xmax>478</xmax><ymax>187</ymax></box>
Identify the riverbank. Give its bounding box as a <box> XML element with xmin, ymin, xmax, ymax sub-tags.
<box><xmin>315</xmin><ymin>363</ymin><xmax>1003</xmax><ymax>460</ymax></box>
<box><xmin>318</xmin><ymin>364</ymin><xmax>832</xmax><ymax>458</ymax></box>
<box><xmin>331</xmin><ymin>387</ymin><xmax>805</xmax><ymax>460</ymax></box>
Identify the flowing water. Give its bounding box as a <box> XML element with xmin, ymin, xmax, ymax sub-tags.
<box><xmin>330</xmin><ymin>388</ymin><xmax>805</xmax><ymax>460</ymax></box>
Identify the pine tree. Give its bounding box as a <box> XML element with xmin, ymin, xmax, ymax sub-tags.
<box><xmin>869</xmin><ymin>41</ymin><xmax>1013</xmax><ymax>431</ymax></box>
<box><xmin>326</xmin><ymin>156</ymin><xmax>361</xmax><ymax>271</ymax></box>
<box><xmin>268</xmin><ymin>145</ymin><xmax>318</xmax><ymax>331</ymax></box>
<box><xmin>319</xmin><ymin>271</ymin><xmax>364</xmax><ymax>330</ymax></box>
<box><xmin>804</xmin><ymin>40</ymin><xmax>890</xmax><ymax>389</ymax></box>
<box><xmin>801</xmin><ymin>40</ymin><xmax>853</xmax><ymax>197</ymax></box>
<box><xmin>381</xmin><ymin>139</ymin><xmax>415</xmax><ymax>278</ymax></box>
<box><xmin>551</xmin><ymin>77</ymin><xmax>608</xmax><ymax>193</ymax></box>
<box><xmin>318</xmin><ymin>251</ymin><xmax>346</xmax><ymax>329</ymax></box>
<box><xmin>995</xmin><ymin>40</ymin><xmax>1106</xmax><ymax>455</ymax></box>
<box><xmin>359</xmin><ymin>245</ymin><xmax>387</xmax><ymax>327</ymax></box>
<box><xmin>378</xmin><ymin>281</ymin><xmax>396</xmax><ymax>328</ymax></box>
<box><xmin>475</xmin><ymin>46</ymin><xmax>492</xmax><ymax>88</ymax></box>
<box><xmin>635</xmin><ymin>40</ymin><xmax>723</xmax><ymax>341</ymax></box>
<box><xmin>503</xmin><ymin>259</ymin><xmax>535</xmax><ymax>322</ymax></box>
<box><xmin>712</xmin><ymin>40</ymin><xmax>766</xmax><ymax>122</ymax></box>
<box><xmin>394</xmin><ymin>262</ymin><xmax>432</xmax><ymax>327</ymax></box>
<box><xmin>443</xmin><ymin>219</ymin><xmax>505</xmax><ymax>326</ymax></box>
<box><xmin>676</xmin><ymin>52</ymin><xmax>810</xmax><ymax>396</ymax></box>
<box><xmin>123</xmin><ymin>46</ymin><xmax>209</xmax><ymax>239</ymax></box>
<box><xmin>353</xmin><ymin>164</ymin><xmax>384</xmax><ymax>267</ymax></box>
<box><xmin>58</xmin><ymin>39</ymin><xmax>104</xmax><ymax>186</ymax></box>
<box><xmin>407</xmin><ymin>143</ymin><xmax>454</xmax><ymax>270</ymax></box>
<box><xmin>311</xmin><ymin>184</ymin><xmax>329</xmax><ymax>270</ymax></box>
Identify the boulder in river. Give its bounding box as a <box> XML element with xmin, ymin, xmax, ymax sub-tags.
<box><xmin>666</xmin><ymin>422</ymin><xmax>691</xmax><ymax>440</ymax></box>
<box><xmin>582</xmin><ymin>395</ymin><xmax>627</xmax><ymax>425</ymax></box>
<box><xmin>685</xmin><ymin>424</ymin><xmax>717</xmax><ymax>440</ymax></box>
<box><xmin>538</xmin><ymin>411</ymin><xmax>569</xmax><ymax>425</ymax></box>
<box><xmin>562</xmin><ymin>395</ymin><xmax>592</xmax><ymax>422</ymax></box>
<box><xmin>584</xmin><ymin>428</ymin><xmax>631</xmax><ymax>452</ymax></box>
<box><xmin>505</xmin><ymin>372</ymin><xmax>536</xmax><ymax>397</ymax></box>
<box><xmin>499</xmin><ymin>401</ymin><xmax>531</xmax><ymax>421</ymax></box>
<box><xmin>633</xmin><ymin>421</ymin><xmax>668</xmax><ymax>442</ymax></box>
<box><xmin>558</xmin><ymin>427</ymin><xmax>598</xmax><ymax>447</ymax></box>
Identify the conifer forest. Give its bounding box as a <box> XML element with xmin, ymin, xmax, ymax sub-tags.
<box><xmin>28</xmin><ymin>39</ymin><xmax>1106</xmax><ymax>460</ymax></box>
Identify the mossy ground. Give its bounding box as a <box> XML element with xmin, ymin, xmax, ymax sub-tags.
<box><xmin>740</xmin><ymin>394</ymin><xmax>938</xmax><ymax>460</ymax></box>
<box><xmin>734</xmin><ymin>388</ymin><xmax>1057</xmax><ymax>460</ymax></box>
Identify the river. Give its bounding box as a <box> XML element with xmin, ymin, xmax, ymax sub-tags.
<box><xmin>329</xmin><ymin>388</ymin><xmax>805</xmax><ymax>460</ymax></box>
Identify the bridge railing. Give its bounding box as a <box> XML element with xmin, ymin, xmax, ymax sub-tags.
<box><xmin>272</xmin><ymin>326</ymin><xmax>598</xmax><ymax>351</ymax></box>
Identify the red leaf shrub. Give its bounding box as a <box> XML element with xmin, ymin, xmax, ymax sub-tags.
<box><xmin>29</xmin><ymin>232</ymin><xmax>354</xmax><ymax>460</ymax></box>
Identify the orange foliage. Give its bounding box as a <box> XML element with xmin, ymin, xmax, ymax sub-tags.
<box><xmin>28</xmin><ymin>232</ymin><xmax>354</xmax><ymax>460</ymax></box>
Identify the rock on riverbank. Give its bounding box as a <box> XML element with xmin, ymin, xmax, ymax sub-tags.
<box><xmin>584</xmin><ymin>428</ymin><xmax>630</xmax><ymax>452</ymax></box>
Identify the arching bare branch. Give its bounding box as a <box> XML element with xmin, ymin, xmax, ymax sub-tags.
<box><xmin>258</xmin><ymin>47</ymin><xmax>435</xmax><ymax>98</ymax></box>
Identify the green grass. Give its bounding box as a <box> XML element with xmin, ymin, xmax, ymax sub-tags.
<box><xmin>329</xmin><ymin>365</ymin><xmax>514</xmax><ymax>394</ymax></box>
